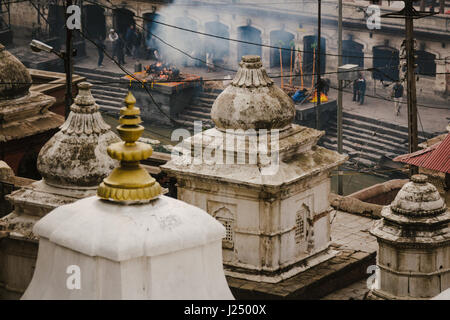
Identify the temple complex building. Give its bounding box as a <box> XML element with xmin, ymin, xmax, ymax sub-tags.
<box><xmin>0</xmin><ymin>82</ymin><xmax>120</xmax><ymax>299</ymax></box>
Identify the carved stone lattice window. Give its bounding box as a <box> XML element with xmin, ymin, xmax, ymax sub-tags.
<box><xmin>218</xmin><ymin>218</ymin><xmax>234</xmax><ymax>249</ymax></box>
<box><xmin>295</xmin><ymin>207</ymin><xmax>307</xmax><ymax>243</ymax></box>
<box><xmin>211</xmin><ymin>206</ymin><xmax>235</xmax><ymax>249</ymax></box>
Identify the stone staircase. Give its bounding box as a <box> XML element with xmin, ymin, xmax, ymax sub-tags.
<box><xmin>175</xmin><ymin>89</ymin><xmax>222</xmax><ymax>131</ymax></box>
<box><xmin>74</xmin><ymin>66</ymin><xmax>128</xmax><ymax>112</ymax></box>
<box><xmin>319</xmin><ymin>112</ymin><xmax>436</xmax><ymax>168</ymax></box>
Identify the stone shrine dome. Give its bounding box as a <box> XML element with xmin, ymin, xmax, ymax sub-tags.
<box><xmin>211</xmin><ymin>55</ymin><xmax>295</xmax><ymax>130</ymax></box>
<box><xmin>391</xmin><ymin>174</ymin><xmax>446</xmax><ymax>217</ymax></box>
<box><xmin>0</xmin><ymin>43</ymin><xmax>32</xmax><ymax>100</ymax></box>
<box><xmin>37</xmin><ymin>82</ymin><xmax>120</xmax><ymax>188</ymax></box>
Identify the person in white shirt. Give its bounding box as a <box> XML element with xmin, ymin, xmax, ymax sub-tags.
<box><xmin>108</xmin><ymin>29</ymin><xmax>119</xmax><ymax>59</ymax></box>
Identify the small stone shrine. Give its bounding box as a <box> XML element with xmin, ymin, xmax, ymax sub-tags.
<box><xmin>22</xmin><ymin>92</ymin><xmax>234</xmax><ymax>299</ymax></box>
<box><xmin>369</xmin><ymin>174</ymin><xmax>450</xmax><ymax>299</ymax></box>
<box><xmin>162</xmin><ymin>56</ymin><xmax>347</xmax><ymax>283</ymax></box>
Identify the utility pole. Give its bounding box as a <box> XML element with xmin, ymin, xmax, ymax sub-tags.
<box><xmin>337</xmin><ymin>0</ymin><xmax>343</xmax><ymax>195</ymax></box>
<box><xmin>382</xmin><ymin>1</ymin><xmax>436</xmax><ymax>177</ymax></box>
<box><xmin>65</xmin><ymin>0</ymin><xmax>73</xmax><ymax>119</ymax></box>
<box><xmin>404</xmin><ymin>1</ymin><xmax>418</xmax><ymax>176</ymax></box>
<box><xmin>316</xmin><ymin>0</ymin><xmax>321</xmax><ymax>130</ymax></box>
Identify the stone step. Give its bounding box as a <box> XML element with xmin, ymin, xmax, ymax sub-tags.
<box><xmin>74</xmin><ymin>71</ymin><xmax>127</xmax><ymax>87</ymax></box>
<box><xmin>343</xmin><ymin>111</ymin><xmax>434</xmax><ymax>139</ymax></box>
<box><xmin>188</xmin><ymin>105</ymin><xmax>212</xmax><ymax>114</ymax></box>
<box><xmin>197</xmin><ymin>91</ymin><xmax>221</xmax><ymax>100</ymax></box>
<box><xmin>327</xmin><ymin>129</ymin><xmax>408</xmax><ymax>155</ymax></box>
<box><xmin>91</xmin><ymin>87</ymin><xmax>128</xmax><ymax>96</ymax></box>
<box><xmin>327</xmin><ymin>121</ymin><xmax>409</xmax><ymax>147</ymax></box>
<box><xmin>178</xmin><ymin>114</ymin><xmax>214</xmax><ymax>126</ymax></box>
<box><xmin>321</xmin><ymin>139</ymin><xmax>383</xmax><ymax>165</ymax></box>
<box><xmin>338</xmin><ymin>117</ymin><xmax>428</xmax><ymax>142</ymax></box>
<box><xmin>193</xmin><ymin>97</ymin><xmax>216</xmax><ymax>105</ymax></box>
<box><xmin>91</xmin><ymin>93</ymin><xmax>127</xmax><ymax>105</ymax></box>
<box><xmin>96</xmin><ymin>99</ymin><xmax>123</xmax><ymax>111</ymax></box>
<box><xmin>74</xmin><ymin>66</ymin><xmax>125</xmax><ymax>79</ymax></box>
<box><xmin>183</xmin><ymin>109</ymin><xmax>211</xmax><ymax>120</ymax></box>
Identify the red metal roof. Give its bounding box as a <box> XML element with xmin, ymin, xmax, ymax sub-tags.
<box><xmin>394</xmin><ymin>133</ymin><xmax>450</xmax><ymax>173</ymax></box>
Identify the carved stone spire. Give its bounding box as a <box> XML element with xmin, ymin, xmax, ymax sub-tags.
<box><xmin>37</xmin><ymin>82</ymin><xmax>120</xmax><ymax>188</ymax></box>
<box><xmin>211</xmin><ymin>55</ymin><xmax>295</xmax><ymax>131</ymax></box>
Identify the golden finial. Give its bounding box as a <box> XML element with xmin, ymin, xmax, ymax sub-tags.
<box><xmin>97</xmin><ymin>91</ymin><xmax>162</xmax><ymax>203</ymax></box>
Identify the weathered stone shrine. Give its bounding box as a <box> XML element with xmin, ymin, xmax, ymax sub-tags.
<box><xmin>0</xmin><ymin>82</ymin><xmax>119</xmax><ymax>299</ymax></box>
<box><xmin>369</xmin><ymin>174</ymin><xmax>450</xmax><ymax>300</ymax></box>
<box><xmin>162</xmin><ymin>55</ymin><xmax>347</xmax><ymax>283</ymax></box>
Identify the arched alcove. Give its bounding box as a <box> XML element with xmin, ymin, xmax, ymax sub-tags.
<box><xmin>416</xmin><ymin>50</ymin><xmax>436</xmax><ymax>77</ymax></box>
<box><xmin>205</xmin><ymin>21</ymin><xmax>230</xmax><ymax>63</ymax></box>
<box><xmin>270</xmin><ymin>29</ymin><xmax>295</xmax><ymax>68</ymax></box>
<box><xmin>303</xmin><ymin>35</ymin><xmax>326</xmax><ymax>74</ymax></box>
<box><xmin>372</xmin><ymin>45</ymin><xmax>399</xmax><ymax>81</ymax></box>
<box><xmin>343</xmin><ymin>39</ymin><xmax>364</xmax><ymax>68</ymax></box>
<box><xmin>113</xmin><ymin>8</ymin><xmax>135</xmax><ymax>36</ymax></box>
<box><xmin>237</xmin><ymin>25</ymin><xmax>262</xmax><ymax>62</ymax></box>
<box><xmin>84</xmin><ymin>4</ymin><xmax>106</xmax><ymax>40</ymax></box>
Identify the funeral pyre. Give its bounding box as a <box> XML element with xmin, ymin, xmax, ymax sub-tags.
<box><xmin>143</xmin><ymin>62</ymin><xmax>182</xmax><ymax>82</ymax></box>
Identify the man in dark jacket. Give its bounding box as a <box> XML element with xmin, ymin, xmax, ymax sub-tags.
<box><xmin>357</xmin><ymin>74</ymin><xmax>366</xmax><ymax>105</ymax></box>
<box><xmin>117</xmin><ymin>33</ymin><xmax>126</xmax><ymax>65</ymax></box>
<box><xmin>352</xmin><ymin>79</ymin><xmax>359</xmax><ymax>102</ymax></box>
<box><xmin>96</xmin><ymin>35</ymin><xmax>105</xmax><ymax>67</ymax></box>
<box><xmin>392</xmin><ymin>81</ymin><xmax>404</xmax><ymax>116</ymax></box>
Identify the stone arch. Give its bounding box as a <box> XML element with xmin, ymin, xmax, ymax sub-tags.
<box><xmin>269</xmin><ymin>29</ymin><xmax>295</xmax><ymax>68</ymax></box>
<box><xmin>142</xmin><ymin>12</ymin><xmax>166</xmax><ymax>53</ymax></box>
<box><xmin>204</xmin><ymin>21</ymin><xmax>230</xmax><ymax>63</ymax></box>
<box><xmin>83</xmin><ymin>4</ymin><xmax>106</xmax><ymax>40</ymax></box>
<box><xmin>343</xmin><ymin>39</ymin><xmax>364</xmax><ymax>68</ymax></box>
<box><xmin>113</xmin><ymin>8</ymin><xmax>135</xmax><ymax>36</ymax></box>
<box><xmin>170</xmin><ymin>16</ymin><xmax>201</xmax><ymax>66</ymax></box>
<box><xmin>302</xmin><ymin>35</ymin><xmax>326</xmax><ymax>74</ymax></box>
<box><xmin>416</xmin><ymin>50</ymin><xmax>436</xmax><ymax>77</ymax></box>
<box><xmin>237</xmin><ymin>25</ymin><xmax>262</xmax><ymax>62</ymax></box>
<box><xmin>372</xmin><ymin>45</ymin><xmax>399</xmax><ymax>82</ymax></box>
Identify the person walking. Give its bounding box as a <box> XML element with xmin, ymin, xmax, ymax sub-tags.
<box><xmin>96</xmin><ymin>35</ymin><xmax>106</xmax><ymax>68</ymax></box>
<box><xmin>392</xmin><ymin>81</ymin><xmax>404</xmax><ymax>116</ymax></box>
<box><xmin>352</xmin><ymin>78</ymin><xmax>359</xmax><ymax>102</ymax></box>
<box><xmin>108</xmin><ymin>29</ymin><xmax>119</xmax><ymax>59</ymax></box>
<box><xmin>357</xmin><ymin>74</ymin><xmax>366</xmax><ymax>105</ymax></box>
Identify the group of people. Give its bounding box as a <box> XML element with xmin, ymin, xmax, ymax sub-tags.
<box><xmin>96</xmin><ymin>25</ymin><xmax>150</xmax><ymax>68</ymax></box>
<box><xmin>352</xmin><ymin>74</ymin><xmax>366</xmax><ymax>105</ymax></box>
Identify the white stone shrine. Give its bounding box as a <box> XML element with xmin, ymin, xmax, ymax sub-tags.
<box><xmin>162</xmin><ymin>55</ymin><xmax>347</xmax><ymax>283</ymax></box>
<box><xmin>22</xmin><ymin>92</ymin><xmax>234</xmax><ymax>300</ymax></box>
<box><xmin>369</xmin><ymin>174</ymin><xmax>450</xmax><ymax>299</ymax></box>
